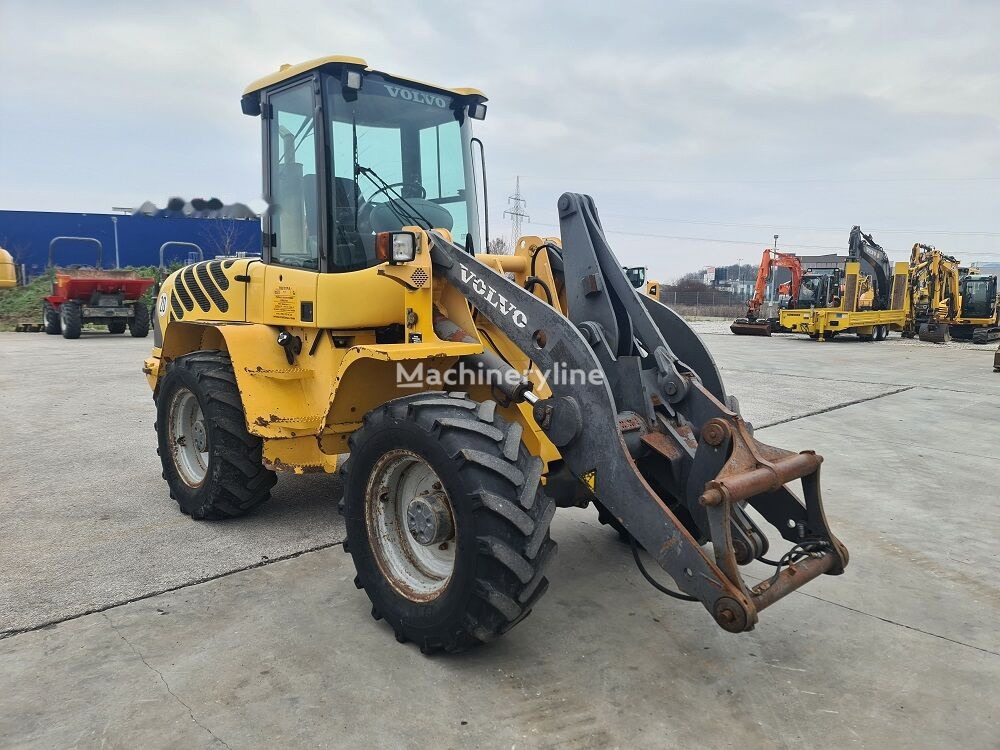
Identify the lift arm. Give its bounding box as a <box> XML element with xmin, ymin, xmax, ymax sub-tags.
<box><xmin>430</xmin><ymin>194</ymin><xmax>848</xmax><ymax>632</ymax></box>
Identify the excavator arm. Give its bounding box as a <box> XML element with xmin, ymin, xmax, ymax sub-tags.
<box><xmin>732</xmin><ymin>249</ymin><xmax>803</xmax><ymax>336</ymax></box>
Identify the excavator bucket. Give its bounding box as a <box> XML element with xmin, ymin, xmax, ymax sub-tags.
<box><xmin>430</xmin><ymin>193</ymin><xmax>848</xmax><ymax>633</ymax></box>
<box><xmin>730</xmin><ymin>318</ymin><xmax>772</xmax><ymax>336</ymax></box>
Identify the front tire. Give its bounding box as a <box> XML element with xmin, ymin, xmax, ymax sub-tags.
<box><xmin>156</xmin><ymin>350</ymin><xmax>276</xmax><ymax>519</ymax></box>
<box><xmin>43</xmin><ymin>302</ymin><xmax>61</xmax><ymax>335</ymax></box>
<box><xmin>341</xmin><ymin>392</ymin><xmax>557</xmax><ymax>653</ymax></box>
<box><xmin>60</xmin><ymin>301</ymin><xmax>82</xmax><ymax>339</ymax></box>
<box><xmin>129</xmin><ymin>301</ymin><xmax>150</xmax><ymax>338</ymax></box>
<box><xmin>108</xmin><ymin>320</ymin><xmax>127</xmax><ymax>334</ymax></box>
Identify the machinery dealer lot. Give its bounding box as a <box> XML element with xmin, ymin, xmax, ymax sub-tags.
<box><xmin>1</xmin><ymin>330</ymin><xmax>997</xmax><ymax>748</ymax></box>
<box><xmin>2</xmin><ymin>5</ymin><xmax>1000</xmax><ymax>748</ymax></box>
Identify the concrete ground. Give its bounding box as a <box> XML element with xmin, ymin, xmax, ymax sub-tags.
<box><xmin>1</xmin><ymin>327</ymin><xmax>998</xmax><ymax>748</ymax></box>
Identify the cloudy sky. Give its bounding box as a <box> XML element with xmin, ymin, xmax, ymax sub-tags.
<box><xmin>1</xmin><ymin>0</ymin><xmax>997</xmax><ymax>279</ymax></box>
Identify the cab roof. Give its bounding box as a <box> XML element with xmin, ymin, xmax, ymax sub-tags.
<box><xmin>242</xmin><ymin>55</ymin><xmax>486</xmax><ymax>99</ymax></box>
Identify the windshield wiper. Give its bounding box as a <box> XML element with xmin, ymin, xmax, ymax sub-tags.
<box><xmin>355</xmin><ymin>164</ymin><xmax>433</xmax><ymax>230</ymax></box>
<box><xmin>349</xmin><ymin>114</ymin><xmax>433</xmax><ymax>230</ymax></box>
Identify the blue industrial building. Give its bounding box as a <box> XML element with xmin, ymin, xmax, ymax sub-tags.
<box><xmin>0</xmin><ymin>210</ymin><xmax>262</xmax><ymax>277</ymax></box>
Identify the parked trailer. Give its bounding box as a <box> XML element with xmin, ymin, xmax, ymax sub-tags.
<box><xmin>779</xmin><ymin>260</ymin><xmax>910</xmax><ymax>341</ymax></box>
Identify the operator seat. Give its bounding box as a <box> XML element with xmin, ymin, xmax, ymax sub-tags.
<box><xmin>331</xmin><ymin>176</ymin><xmax>371</xmax><ymax>271</ymax></box>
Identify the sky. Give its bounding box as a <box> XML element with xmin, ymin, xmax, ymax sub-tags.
<box><xmin>1</xmin><ymin>0</ymin><xmax>998</xmax><ymax>281</ymax></box>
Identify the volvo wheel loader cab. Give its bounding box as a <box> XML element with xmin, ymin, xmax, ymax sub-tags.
<box><xmin>146</xmin><ymin>56</ymin><xmax>849</xmax><ymax>653</ymax></box>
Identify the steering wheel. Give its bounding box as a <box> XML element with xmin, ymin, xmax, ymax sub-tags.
<box><xmin>366</xmin><ymin>181</ymin><xmax>427</xmax><ymax>203</ymax></box>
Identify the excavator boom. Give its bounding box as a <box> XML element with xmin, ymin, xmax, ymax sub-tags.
<box><xmin>731</xmin><ymin>248</ymin><xmax>803</xmax><ymax>336</ymax></box>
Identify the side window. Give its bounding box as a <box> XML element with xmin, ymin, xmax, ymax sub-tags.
<box><xmin>418</xmin><ymin>120</ymin><xmax>469</xmax><ymax>242</ymax></box>
<box><xmin>268</xmin><ymin>83</ymin><xmax>319</xmax><ymax>269</ymax></box>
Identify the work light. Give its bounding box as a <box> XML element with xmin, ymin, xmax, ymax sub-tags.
<box><xmin>376</xmin><ymin>232</ymin><xmax>417</xmax><ymax>264</ymax></box>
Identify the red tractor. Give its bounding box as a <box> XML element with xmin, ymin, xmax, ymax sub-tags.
<box><xmin>42</xmin><ymin>237</ymin><xmax>154</xmax><ymax>340</ymax></box>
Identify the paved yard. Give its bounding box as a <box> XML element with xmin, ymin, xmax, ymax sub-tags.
<box><xmin>1</xmin><ymin>328</ymin><xmax>997</xmax><ymax>748</ymax></box>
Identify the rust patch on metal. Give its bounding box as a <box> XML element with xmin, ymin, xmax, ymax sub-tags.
<box><xmin>617</xmin><ymin>414</ymin><xmax>643</xmax><ymax>433</ymax></box>
<box><xmin>263</xmin><ymin>457</ymin><xmax>326</xmax><ymax>474</ymax></box>
<box><xmin>640</xmin><ymin>431</ymin><xmax>681</xmax><ymax>461</ymax></box>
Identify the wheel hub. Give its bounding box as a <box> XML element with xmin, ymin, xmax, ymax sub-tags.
<box><xmin>192</xmin><ymin>420</ymin><xmax>208</xmax><ymax>453</ymax></box>
<box><xmin>406</xmin><ymin>492</ymin><xmax>453</xmax><ymax>546</ymax></box>
<box><xmin>364</xmin><ymin>450</ymin><xmax>456</xmax><ymax>601</ymax></box>
<box><xmin>169</xmin><ymin>388</ymin><xmax>209</xmax><ymax>487</ymax></box>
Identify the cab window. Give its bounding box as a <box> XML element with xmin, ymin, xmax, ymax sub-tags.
<box><xmin>268</xmin><ymin>83</ymin><xmax>319</xmax><ymax>269</ymax></box>
<box><xmin>324</xmin><ymin>73</ymin><xmax>477</xmax><ymax>272</ymax></box>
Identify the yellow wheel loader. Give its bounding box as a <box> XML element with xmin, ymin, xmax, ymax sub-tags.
<box><xmin>145</xmin><ymin>56</ymin><xmax>848</xmax><ymax>652</ymax></box>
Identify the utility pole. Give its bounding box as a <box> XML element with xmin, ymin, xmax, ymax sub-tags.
<box><xmin>503</xmin><ymin>176</ymin><xmax>529</xmax><ymax>244</ymax></box>
<box><xmin>769</xmin><ymin>234</ymin><xmax>780</xmax><ymax>300</ymax></box>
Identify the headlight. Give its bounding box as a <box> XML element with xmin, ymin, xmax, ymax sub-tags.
<box><xmin>376</xmin><ymin>231</ymin><xmax>417</xmax><ymax>264</ymax></box>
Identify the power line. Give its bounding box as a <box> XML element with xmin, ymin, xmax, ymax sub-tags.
<box><xmin>524</xmin><ymin>221</ymin><xmax>845</xmax><ymax>251</ymax></box>
<box><xmin>524</xmin><ymin>220</ymin><xmax>1000</xmax><ymax>257</ymax></box>
<box><xmin>593</xmin><ymin>213</ymin><xmax>1000</xmax><ymax>238</ymax></box>
<box><xmin>517</xmin><ymin>174</ymin><xmax>1000</xmax><ymax>185</ymax></box>
<box><xmin>503</xmin><ymin>176</ymin><xmax>529</xmax><ymax>242</ymax></box>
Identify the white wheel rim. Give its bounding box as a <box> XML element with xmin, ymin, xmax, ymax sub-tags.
<box><xmin>365</xmin><ymin>450</ymin><xmax>456</xmax><ymax>601</ymax></box>
<box><xmin>168</xmin><ymin>388</ymin><xmax>209</xmax><ymax>487</ymax></box>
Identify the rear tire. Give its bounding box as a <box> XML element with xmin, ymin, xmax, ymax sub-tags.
<box><xmin>108</xmin><ymin>320</ymin><xmax>127</xmax><ymax>334</ymax></box>
<box><xmin>341</xmin><ymin>392</ymin><xmax>557</xmax><ymax>653</ymax></box>
<box><xmin>156</xmin><ymin>350</ymin><xmax>276</xmax><ymax>519</ymax></box>
<box><xmin>60</xmin><ymin>301</ymin><xmax>82</xmax><ymax>339</ymax></box>
<box><xmin>129</xmin><ymin>301</ymin><xmax>150</xmax><ymax>338</ymax></box>
<box><xmin>43</xmin><ymin>302</ymin><xmax>61</xmax><ymax>335</ymax></box>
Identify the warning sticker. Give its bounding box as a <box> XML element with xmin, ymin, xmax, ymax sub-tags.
<box><xmin>582</xmin><ymin>469</ymin><xmax>596</xmax><ymax>492</ymax></box>
<box><xmin>272</xmin><ymin>285</ymin><xmax>297</xmax><ymax>321</ymax></box>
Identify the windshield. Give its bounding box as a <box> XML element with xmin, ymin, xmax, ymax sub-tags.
<box><xmin>961</xmin><ymin>277</ymin><xmax>995</xmax><ymax>316</ymax></box>
<box><xmin>963</xmin><ymin>279</ymin><xmax>990</xmax><ymax>304</ymax></box>
<box><xmin>799</xmin><ymin>275</ymin><xmax>823</xmax><ymax>303</ymax></box>
<box><xmin>324</xmin><ymin>73</ymin><xmax>479</xmax><ymax>271</ymax></box>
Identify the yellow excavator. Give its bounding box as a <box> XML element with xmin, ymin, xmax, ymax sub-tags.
<box><xmin>904</xmin><ymin>246</ymin><xmax>1000</xmax><ymax>344</ymax></box>
<box><xmin>953</xmin><ymin>272</ymin><xmax>1000</xmax><ymax>344</ymax></box>
<box><xmin>144</xmin><ymin>56</ymin><xmax>848</xmax><ymax>652</ymax></box>
<box><xmin>905</xmin><ymin>244</ymin><xmax>962</xmax><ymax>343</ymax></box>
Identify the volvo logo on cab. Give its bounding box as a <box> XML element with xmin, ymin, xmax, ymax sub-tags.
<box><xmin>383</xmin><ymin>84</ymin><xmax>448</xmax><ymax>108</ymax></box>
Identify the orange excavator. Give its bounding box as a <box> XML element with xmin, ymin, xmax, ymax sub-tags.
<box><xmin>731</xmin><ymin>248</ymin><xmax>804</xmax><ymax>336</ymax></box>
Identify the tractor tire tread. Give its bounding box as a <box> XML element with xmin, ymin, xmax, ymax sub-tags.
<box><xmin>156</xmin><ymin>350</ymin><xmax>275</xmax><ymax>519</ymax></box>
<box><xmin>342</xmin><ymin>391</ymin><xmax>556</xmax><ymax>653</ymax></box>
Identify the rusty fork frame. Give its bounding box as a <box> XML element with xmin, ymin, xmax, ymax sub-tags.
<box><xmin>695</xmin><ymin>410</ymin><xmax>848</xmax><ymax>629</ymax></box>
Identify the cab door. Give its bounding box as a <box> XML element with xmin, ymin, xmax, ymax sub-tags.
<box><xmin>261</xmin><ymin>77</ymin><xmax>321</xmax><ymax>327</ymax></box>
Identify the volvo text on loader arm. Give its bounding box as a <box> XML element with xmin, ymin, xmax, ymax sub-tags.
<box><xmin>144</xmin><ymin>56</ymin><xmax>849</xmax><ymax>653</ymax></box>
